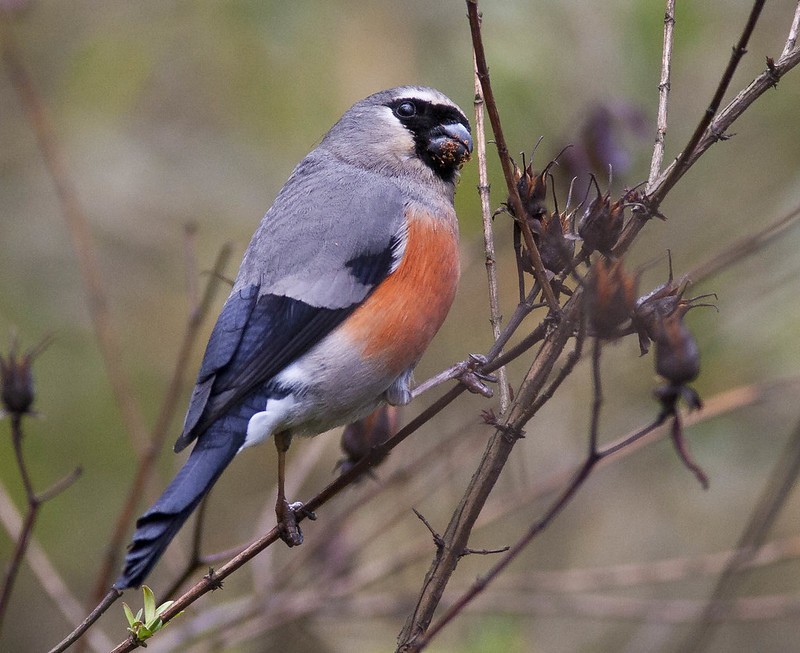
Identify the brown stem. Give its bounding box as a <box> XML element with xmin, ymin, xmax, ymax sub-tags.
<box><xmin>0</xmin><ymin>416</ymin><xmax>81</xmax><ymax>636</ymax></box>
<box><xmin>474</xmin><ymin>54</ymin><xmax>510</xmax><ymax>413</ymax></box>
<box><xmin>90</xmin><ymin>244</ymin><xmax>232</xmax><ymax>601</ymax></box>
<box><xmin>1</xmin><ymin>14</ymin><xmax>150</xmax><ymax>452</ymax></box>
<box><xmin>466</xmin><ymin>0</ymin><xmax>560</xmax><ymax>314</ymax></box>
<box><xmin>47</xmin><ymin>589</ymin><xmax>123</xmax><ymax>653</ymax></box>
<box><xmin>589</xmin><ymin>338</ymin><xmax>603</xmax><ymax>454</ymax></box>
<box><xmin>397</xmin><ymin>294</ymin><xmax>581</xmax><ymax>650</ymax></box>
<box><xmin>647</xmin><ymin>0</ymin><xmax>676</xmax><ymax>189</ymax></box>
<box><xmin>408</xmin><ymin>455</ymin><xmax>599</xmax><ymax>651</ymax></box>
<box><xmin>648</xmin><ymin>0</ymin><xmax>766</xmax><ymax>210</ymax></box>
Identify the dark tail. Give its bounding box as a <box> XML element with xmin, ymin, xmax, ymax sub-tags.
<box><xmin>114</xmin><ymin>436</ymin><xmax>240</xmax><ymax>589</ymax></box>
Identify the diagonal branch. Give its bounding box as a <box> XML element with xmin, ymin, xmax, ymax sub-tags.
<box><xmin>680</xmin><ymin>411</ymin><xmax>800</xmax><ymax>652</ymax></box>
<box><xmin>90</xmin><ymin>242</ymin><xmax>232</xmax><ymax>601</ymax></box>
<box><xmin>648</xmin><ymin>0</ymin><xmax>767</xmax><ymax>210</ymax></box>
<box><xmin>0</xmin><ymin>15</ymin><xmax>150</xmax><ymax>452</ymax></box>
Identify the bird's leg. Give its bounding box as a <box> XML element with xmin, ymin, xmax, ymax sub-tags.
<box><xmin>274</xmin><ymin>431</ymin><xmax>303</xmax><ymax>547</ymax></box>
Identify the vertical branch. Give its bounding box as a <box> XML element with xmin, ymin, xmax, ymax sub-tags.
<box><xmin>0</xmin><ymin>15</ymin><xmax>150</xmax><ymax>451</ymax></box>
<box><xmin>647</xmin><ymin>0</ymin><xmax>767</xmax><ymax>210</ymax></box>
<box><xmin>467</xmin><ymin>0</ymin><xmax>560</xmax><ymax>314</ymax></box>
<box><xmin>647</xmin><ymin>0</ymin><xmax>676</xmax><ymax>190</ymax></box>
<box><xmin>397</xmin><ymin>295</ymin><xmax>581</xmax><ymax>652</ymax></box>
<box><xmin>473</xmin><ymin>54</ymin><xmax>510</xmax><ymax>413</ymax></box>
<box><xmin>589</xmin><ymin>338</ymin><xmax>603</xmax><ymax>455</ymax></box>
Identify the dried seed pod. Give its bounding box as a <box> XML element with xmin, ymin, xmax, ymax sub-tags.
<box><xmin>577</xmin><ymin>180</ymin><xmax>625</xmax><ymax>257</ymax></box>
<box><xmin>531</xmin><ymin>210</ymin><xmax>574</xmax><ymax>275</ymax></box>
<box><xmin>511</xmin><ymin>160</ymin><xmax>549</xmax><ymax>222</ymax></box>
<box><xmin>587</xmin><ymin>258</ymin><xmax>637</xmax><ymax>338</ymax></box>
<box><xmin>634</xmin><ymin>253</ymin><xmax>717</xmax><ymax>355</ymax></box>
<box><xmin>653</xmin><ymin>313</ymin><xmax>700</xmax><ymax>385</ymax></box>
<box><xmin>0</xmin><ymin>335</ymin><xmax>50</xmax><ymax>417</ymax></box>
<box><xmin>336</xmin><ymin>404</ymin><xmax>399</xmax><ymax>477</ymax></box>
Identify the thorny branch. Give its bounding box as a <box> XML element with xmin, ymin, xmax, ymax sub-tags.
<box><xmin>397</xmin><ymin>0</ymin><xmax>800</xmax><ymax>649</ymax></box>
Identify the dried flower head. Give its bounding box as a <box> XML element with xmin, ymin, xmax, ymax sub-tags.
<box><xmin>653</xmin><ymin>313</ymin><xmax>701</xmax><ymax>386</ymax></box>
<box><xmin>577</xmin><ymin>179</ymin><xmax>626</xmax><ymax>257</ymax></box>
<box><xmin>0</xmin><ymin>335</ymin><xmax>51</xmax><ymax>417</ymax></box>
<box><xmin>336</xmin><ymin>405</ymin><xmax>399</xmax><ymax>477</ymax></box>
<box><xmin>531</xmin><ymin>210</ymin><xmax>575</xmax><ymax>275</ymax></box>
<box><xmin>587</xmin><ymin>258</ymin><xmax>637</xmax><ymax>338</ymax></box>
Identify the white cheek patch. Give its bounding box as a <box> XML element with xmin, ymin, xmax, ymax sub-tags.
<box><xmin>242</xmin><ymin>394</ymin><xmax>299</xmax><ymax>451</ymax></box>
<box><xmin>376</xmin><ymin>107</ymin><xmax>415</xmax><ymax>154</ymax></box>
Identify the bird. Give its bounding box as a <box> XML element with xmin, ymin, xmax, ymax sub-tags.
<box><xmin>114</xmin><ymin>86</ymin><xmax>472</xmax><ymax>590</ymax></box>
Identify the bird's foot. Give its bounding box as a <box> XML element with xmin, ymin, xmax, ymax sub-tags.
<box><xmin>276</xmin><ymin>500</ymin><xmax>315</xmax><ymax>547</ymax></box>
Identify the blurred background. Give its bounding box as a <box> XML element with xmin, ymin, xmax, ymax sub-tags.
<box><xmin>2</xmin><ymin>1</ymin><xmax>800</xmax><ymax>651</ymax></box>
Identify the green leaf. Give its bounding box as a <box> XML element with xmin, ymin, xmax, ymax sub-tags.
<box><xmin>142</xmin><ymin>585</ymin><xmax>156</xmax><ymax>623</ymax></box>
<box><xmin>122</xmin><ymin>603</ymin><xmax>135</xmax><ymax>627</ymax></box>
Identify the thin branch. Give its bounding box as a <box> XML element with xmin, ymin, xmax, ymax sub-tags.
<box><xmin>780</xmin><ymin>1</ymin><xmax>800</xmax><ymax>60</ymax></box>
<box><xmin>681</xmin><ymin>411</ymin><xmax>800</xmax><ymax>652</ymax></box>
<box><xmin>46</xmin><ymin>589</ymin><xmax>123</xmax><ymax>653</ymax></box>
<box><xmin>648</xmin><ymin>0</ymin><xmax>766</xmax><ymax>210</ymax></box>
<box><xmin>0</xmin><ymin>481</ymin><xmax>114</xmax><ymax>652</ymax></box>
<box><xmin>589</xmin><ymin>338</ymin><xmax>603</xmax><ymax>454</ymax></box>
<box><xmin>647</xmin><ymin>0</ymin><xmax>676</xmax><ymax>189</ymax></box>
<box><xmin>466</xmin><ymin>0</ymin><xmax>560</xmax><ymax>314</ymax></box>
<box><xmin>397</xmin><ymin>293</ymin><xmax>582</xmax><ymax>651</ymax></box>
<box><xmin>617</xmin><ymin>0</ymin><xmax>800</xmax><ymax>254</ymax></box>
<box><xmin>409</xmin><ymin>455</ymin><xmax>599</xmax><ymax>651</ymax></box>
<box><xmin>90</xmin><ymin>242</ymin><xmax>232</xmax><ymax>601</ymax></box>
<box><xmin>687</xmin><ymin>200</ymin><xmax>800</xmax><ymax>285</ymax></box>
<box><xmin>0</xmin><ymin>14</ymin><xmax>150</xmax><ymax>451</ymax></box>
<box><xmin>474</xmin><ymin>53</ymin><xmax>510</xmax><ymax>413</ymax></box>
<box><xmin>0</xmin><ymin>413</ymin><xmax>81</xmax><ymax>637</ymax></box>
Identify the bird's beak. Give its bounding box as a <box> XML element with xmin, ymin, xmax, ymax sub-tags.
<box><xmin>428</xmin><ymin>122</ymin><xmax>473</xmax><ymax>167</ymax></box>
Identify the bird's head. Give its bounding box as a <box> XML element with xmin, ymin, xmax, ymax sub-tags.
<box><xmin>322</xmin><ymin>86</ymin><xmax>473</xmax><ymax>185</ymax></box>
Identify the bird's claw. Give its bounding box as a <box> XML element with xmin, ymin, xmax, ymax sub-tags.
<box><xmin>459</xmin><ymin>354</ymin><xmax>496</xmax><ymax>397</ymax></box>
<box><xmin>289</xmin><ymin>501</ymin><xmax>317</xmax><ymax>520</ymax></box>
<box><xmin>276</xmin><ymin>498</ymin><xmax>304</xmax><ymax>547</ymax></box>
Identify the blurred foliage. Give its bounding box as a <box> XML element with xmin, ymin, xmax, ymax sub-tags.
<box><xmin>2</xmin><ymin>1</ymin><xmax>800</xmax><ymax>652</ymax></box>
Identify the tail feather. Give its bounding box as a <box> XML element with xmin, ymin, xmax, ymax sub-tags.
<box><xmin>114</xmin><ymin>435</ymin><xmax>241</xmax><ymax>589</ymax></box>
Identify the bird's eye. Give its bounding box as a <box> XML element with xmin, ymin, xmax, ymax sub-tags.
<box><xmin>395</xmin><ymin>101</ymin><xmax>417</xmax><ymax>118</ymax></box>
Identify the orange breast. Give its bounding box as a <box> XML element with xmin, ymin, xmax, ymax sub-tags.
<box><xmin>342</xmin><ymin>208</ymin><xmax>460</xmax><ymax>375</ymax></box>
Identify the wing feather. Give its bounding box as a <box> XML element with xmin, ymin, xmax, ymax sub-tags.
<box><xmin>175</xmin><ymin>151</ymin><xmax>407</xmax><ymax>451</ymax></box>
